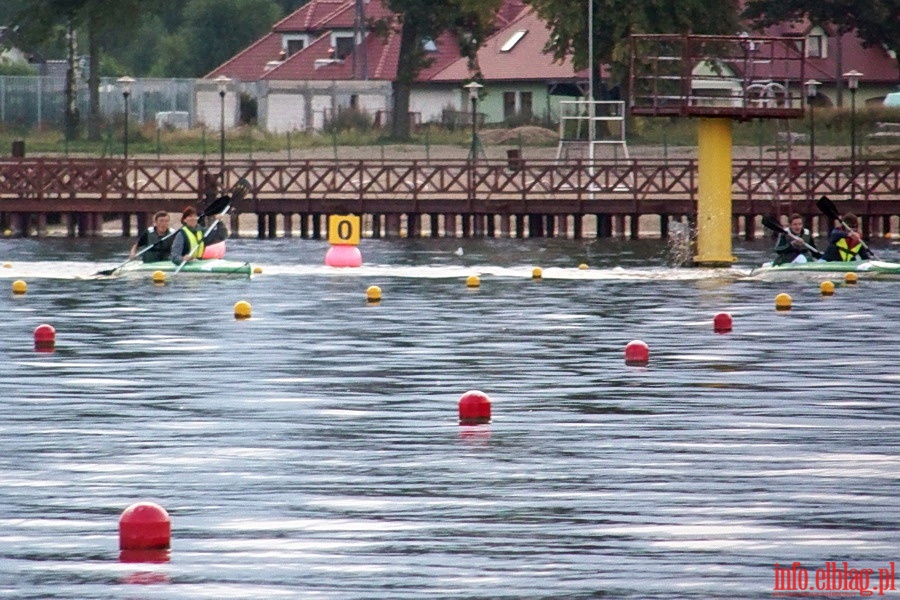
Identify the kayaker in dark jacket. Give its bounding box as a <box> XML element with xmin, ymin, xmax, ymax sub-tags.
<box><xmin>773</xmin><ymin>213</ymin><xmax>817</xmax><ymax>265</ymax></box>
<box><xmin>821</xmin><ymin>213</ymin><xmax>872</xmax><ymax>262</ymax></box>
<box><xmin>129</xmin><ymin>211</ymin><xmax>175</xmax><ymax>263</ymax></box>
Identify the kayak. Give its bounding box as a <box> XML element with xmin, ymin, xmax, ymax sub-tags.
<box><xmin>750</xmin><ymin>259</ymin><xmax>900</xmax><ymax>277</ymax></box>
<box><xmin>123</xmin><ymin>258</ymin><xmax>253</xmax><ymax>277</ymax></box>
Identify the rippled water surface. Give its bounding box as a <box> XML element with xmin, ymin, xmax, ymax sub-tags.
<box><xmin>1</xmin><ymin>236</ymin><xmax>899</xmax><ymax>599</ymax></box>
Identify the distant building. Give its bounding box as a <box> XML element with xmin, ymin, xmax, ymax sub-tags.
<box><xmin>204</xmin><ymin>0</ymin><xmax>586</xmax><ymax>132</ymax></box>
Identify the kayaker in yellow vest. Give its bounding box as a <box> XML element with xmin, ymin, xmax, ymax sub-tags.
<box><xmin>821</xmin><ymin>213</ymin><xmax>873</xmax><ymax>262</ymax></box>
<box><xmin>170</xmin><ymin>206</ymin><xmax>228</xmax><ymax>265</ymax></box>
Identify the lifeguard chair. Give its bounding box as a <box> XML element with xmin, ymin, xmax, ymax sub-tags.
<box><xmin>630</xmin><ymin>34</ymin><xmax>806</xmax><ymax>266</ymax></box>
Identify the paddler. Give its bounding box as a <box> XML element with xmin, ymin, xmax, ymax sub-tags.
<box><xmin>772</xmin><ymin>213</ymin><xmax>817</xmax><ymax>265</ymax></box>
<box><xmin>170</xmin><ymin>206</ymin><xmax>228</xmax><ymax>265</ymax></box>
<box><xmin>821</xmin><ymin>213</ymin><xmax>873</xmax><ymax>262</ymax></box>
<box><xmin>129</xmin><ymin>211</ymin><xmax>175</xmax><ymax>263</ymax></box>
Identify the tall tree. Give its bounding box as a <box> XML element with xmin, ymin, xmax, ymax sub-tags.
<box><xmin>525</xmin><ymin>0</ymin><xmax>740</xmax><ymax>98</ymax></box>
<box><xmin>8</xmin><ymin>0</ymin><xmax>145</xmax><ymax>138</ymax></box>
<box><xmin>743</xmin><ymin>0</ymin><xmax>900</xmax><ymax>105</ymax></box>
<box><xmin>384</xmin><ymin>0</ymin><xmax>503</xmax><ymax>140</ymax></box>
<box><xmin>177</xmin><ymin>0</ymin><xmax>281</xmax><ymax>77</ymax></box>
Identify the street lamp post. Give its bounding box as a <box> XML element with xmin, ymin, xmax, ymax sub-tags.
<box><xmin>215</xmin><ymin>75</ymin><xmax>231</xmax><ymax>176</ymax></box>
<box><xmin>117</xmin><ymin>76</ymin><xmax>134</xmax><ymax>161</ymax></box>
<box><xmin>805</xmin><ymin>79</ymin><xmax>820</xmax><ymax>166</ymax></box>
<box><xmin>464</xmin><ymin>81</ymin><xmax>483</xmax><ymax>162</ymax></box>
<box><xmin>843</xmin><ymin>69</ymin><xmax>862</xmax><ymax>177</ymax></box>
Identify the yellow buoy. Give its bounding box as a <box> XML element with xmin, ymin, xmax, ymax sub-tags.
<box><xmin>2</xmin><ymin>262</ymin><xmax>12</xmax><ymax>268</ymax></box>
<box><xmin>820</xmin><ymin>281</ymin><xmax>835</xmax><ymax>296</ymax></box>
<box><xmin>12</xmin><ymin>280</ymin><xmax>27</xmax><ymax>295</ymax></box>
<box><xmin>252</xmin><ymin>266</ymin><xmax>263</xmax><ymax>274</ymax></box>
<box><xmin>3</xmin><ymin>229</ymin><xmax>12</xmax><ymax>237</ymax></box>
<box><xmin>151</xmin><ymin>270</ymin><xmax>166</xmax><ymax>284</ymax></box>
<box><xmin>466</xmin><ymin>275</ymin><xmax>480</xmax><ymax>288</ymax></box>
<box><xmin>578</xmin><ymin>263</ymin><xmax>589</xmax><ymax>270</ymax></box>
<box><xmin>844</xmin><ymin>272</ymin><xmax>858</xmax><ymax>285</ymax></box>
<box><xmin>366</xmin><ymin>285</ymin><xmax>382</xmax><ymax>303</ymax></box>
<box><xmin>532</xmin><ymin>267</ymin><xmax>542</xmax><ymax>280</ymax></box>
<box><xmin>234</xmin><ymin>300</ymin><xmax>252</xmax><ymax>319</ymax></box>
<box><xmin>775</xmin><ymin>292</ymin><xmax>792</xmax><ymax>311</ymax></box>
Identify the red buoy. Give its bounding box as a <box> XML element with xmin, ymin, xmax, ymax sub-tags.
<box><xmin>713</xmin><ymin>312</ymin><xmax>733</xmax><ymax>333</ymax></box>
<box><xmin>624</xmin><ymin>340</ymin><xmax>649</xmax><ymax>366</ymax></box>
<box><xmin>119</xmin><ymin>502</ymin><xmax>171</xmax><ymax>551</ymax></box>
<box><xmin>458</xmin><ymin>390</ymin><xmax>491</xmax><ymax>425</ymax></box>
<box><xmin>33</xmin><ymin>324</ymin><xmax>56</xmax><ymax>351</ymax></box>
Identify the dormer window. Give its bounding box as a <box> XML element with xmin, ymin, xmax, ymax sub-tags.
<box><xmin>807</xmin><ymin>26</ymin><xmax>827</xmax><ymax>59</ymax></box>
<box><xmin>331</xmin><ymin>32</ymin><xmax>355</xmax><ymax>60</ymax></box>
<box><xmin>282</xmin><ymin>34</ymin><xmax>309</xmax><ymax>57</ymax></box>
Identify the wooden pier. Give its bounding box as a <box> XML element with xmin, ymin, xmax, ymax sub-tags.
<box><xmin>1</xmin><ymin>157</ymin><xmax>898</xmax><ymax>239</ymax></box>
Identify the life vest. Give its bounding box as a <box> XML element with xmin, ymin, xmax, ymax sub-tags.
<box><xmin>180</xmin><ymin>225</ymin><xmax>205</xmax><ymax>259</ymax></box>
<box><xmin>835</xmin><ymin>236</ymin><xmax>862</xmax><ymax>261</ymax></box>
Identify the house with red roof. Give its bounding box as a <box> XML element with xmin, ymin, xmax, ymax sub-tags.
<box><xmin>200</xmin><ymin>0</ymin><xmax>898</xmax><ymax>133</ymax></box>
<box><xmin>750</xmin><ymin>19</ymin><xmax>899</xmax><ymax>107</ymax></box>
<box><xmin>201</xmin><ymin>0</ymin><xmax>586</xmax><ymax>132</ymax></box>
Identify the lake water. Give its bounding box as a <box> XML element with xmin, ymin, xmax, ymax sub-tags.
<box><xmin>1</xmin><ymin>236</ymin><xmax>898</xmax><ymax>599</ymax></box>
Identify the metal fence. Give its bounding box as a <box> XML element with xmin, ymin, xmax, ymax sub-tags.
<box><xmin>0</xmin><ymin>76</ymin><xmax>198</xmax><ymax>129</ymax></box>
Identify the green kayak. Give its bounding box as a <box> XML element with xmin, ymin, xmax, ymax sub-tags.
<box><xmin>751</xmin><ymin>259</ymin><xmax>900</xmax><ymax>277</ymax></box>
<box><xmin>125</xmin><ymin>258</ymin><xmax>253</xmax><ymax>277</ymax></box>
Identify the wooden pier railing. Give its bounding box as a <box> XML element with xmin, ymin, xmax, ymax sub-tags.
<box><xmin>1</xmin><ymin>158</ymin><xmax>898</xmax><ymax>239</ymax></box>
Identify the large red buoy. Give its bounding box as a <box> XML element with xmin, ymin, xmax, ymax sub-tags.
<box><xmin>624</xmin><ymin>340</ymin><xmax>649</xmax><ymax>366</ymax></box>
<box><xmin>713</xmin><ymin>312</ymin><xmax>733</xmax><ymax>333</ymax></box>
<box><xmin>458</xmin><ymin>390</ymin><xmax>491</xmax><ymax>425</ymax></box>
<box><xmin>119</xmin><ymin>502</ymin><xmax>171</xmax><ymax>551</ymax></box>
<box><xmin>33</xmin><ymin>324</ymin><xmax>56</xmax><ymax>351</ymax></box>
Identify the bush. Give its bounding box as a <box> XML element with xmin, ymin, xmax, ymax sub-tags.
<box><xmin>323</xmin><ymin>107</ymin><xmax>373</xmax><ymax>134</ymax></box>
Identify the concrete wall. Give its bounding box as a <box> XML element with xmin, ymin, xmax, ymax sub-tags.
<box><xmin>196</xmin><ymin>84</ymin><xmax>239</xmax><ymax>131</ymax></box>
<box><xmin>259</xmin><ymin>80</ymin><xmax>393</xmax><ymax>133</ymax></box>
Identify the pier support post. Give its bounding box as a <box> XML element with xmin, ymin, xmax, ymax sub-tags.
<box><xmin>694</xmin><ymin>118</ymin><xmax>735</xmax><ymax>266</ymax></box>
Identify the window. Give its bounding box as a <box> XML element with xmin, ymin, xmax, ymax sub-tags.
<box><xmin>520</xmin><ymin>92</ymin><xmax>532</xmax><ymax>118</ymax></box>
<box><xmin>501</xmin><ymin>30</ymin><xmax>527</xmax><ymax>52</ymax></box>
<box><xmin>503</xmin><ymin>92</ymin><xmax>516</xmax><ymax>120</ymax></box>
<box><xmin>283</xmin><ymin>35</ymin><xmax>308</xmax><ymax>57</ymax></box>
<box><xmin>422</xmin><ymin>38</ymin><xmax>437</xmax><ymax>52</ymax></box>
<box><xmin>334</xmin><ymin>35</ymin><xmax>355</xmax><ymax>60</ymax></box>
<box><xmin>807</xmin><ymin>27</ymin><xmax>827</xmax><ymax>58</ymax></box>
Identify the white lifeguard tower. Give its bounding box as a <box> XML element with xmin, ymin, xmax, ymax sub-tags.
<box><xmin>556</xmin><ymin>100</ymin><xmax>629</xmax><ymax>162</ymax></box>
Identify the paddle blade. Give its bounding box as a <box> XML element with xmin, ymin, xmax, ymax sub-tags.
<box><xmin>816</xmin><ymin>195</ymin><xmax>840</xmax><ymax>221</ymax></box>
<box><xmin>761</xmin><ymin>215</ymin><xmax>786</xmax><ymax>234</ymax></box>
<box><xmin>200</xmin><ymin>193</ymin><xmax>231</xmax><ymax>218</ymax></box>
<box><xmin>230</xmin><ymin>178</ymin><xmax>251</xmax><ymax>203</ymax></box>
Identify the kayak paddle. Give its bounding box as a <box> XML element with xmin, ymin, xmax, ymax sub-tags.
<box><xmin>816</xmin><ymin>195</ymin><xmax>877</xmax><ymax>259</ymax></box>
<box><xmin>761</xmin><ymin>215</ymin><xmax>823</xmax><ymax>259</ymax></box>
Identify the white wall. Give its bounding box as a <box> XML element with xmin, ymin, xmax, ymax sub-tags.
<box><xmin>258</xmin><ymin>80</ymin><xmax>393</xmax><ymax>132</ymax></box>
<box><xmin>196</xmin><ymin>89</ymin><xmax>238</xmax><ymax>130</ymax></box>
<box><xmin>410</xmin><ymin>86</ymin><xmax>461</xmax><ymax>123</ymax></box>
<box><xmin>265</xmin><ymin>93</ymin><xmax>307</xmax><ymax>132</ymax></box>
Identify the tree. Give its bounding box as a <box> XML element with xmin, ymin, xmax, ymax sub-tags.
<box><xmin>178</xmin><ymin>0</ymin><xmax>281</xmax><ymax>77</ymax></box>
<box><xmin>8</xmin><ymin>0</ymin><xmax>145</xmax><ymax>139</ymax></box>
<box><xmin>525</xmin><ymin>0</ymin><xmax>740</xmax><ymax>98</ymax></box>
<box><xmin>742</xmin><ymin>0</ymin><xmax>900</xmax><ymax>103</ymax></box>
<box><xmin>384</xmin><ymin>0</ymin><xmax>503</xmax><ymax>140</ymax></box>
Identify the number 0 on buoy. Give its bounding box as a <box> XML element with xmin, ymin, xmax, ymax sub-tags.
<box><xmin>328</xmin><ymin>214</ymin><xmax>361</xmax><ymax>246</ymax></box>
